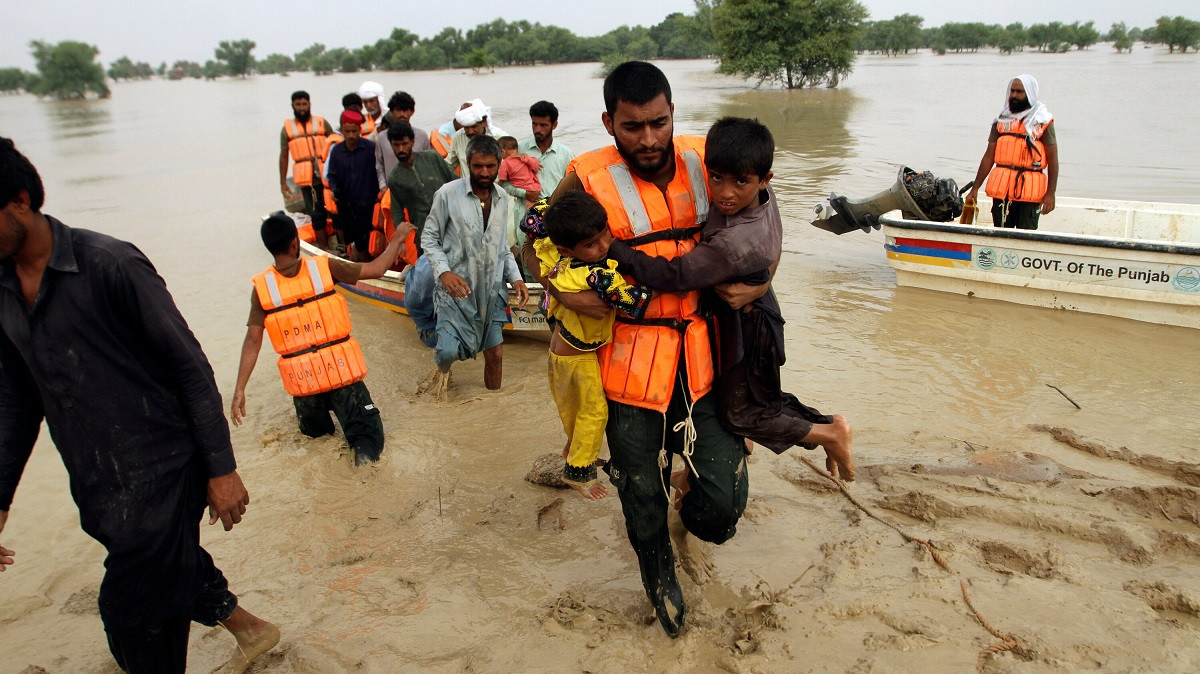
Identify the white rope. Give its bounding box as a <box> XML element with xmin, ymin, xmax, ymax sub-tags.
<box><xmin>673</xmin><ymin>373</ymin><xmax>699</xmax><ymax>479</ymax></box>
<box><xmin>656</xmin><ymin>415</ymin><xmax>672</xmax><ymax>502</ymax></box>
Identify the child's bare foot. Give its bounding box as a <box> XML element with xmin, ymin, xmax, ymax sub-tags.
<box><xmin>561</xmin><ymin>439</ymin><xmax>571</xmax><ymax>460</ymax></box>
<box><xmin>568</xmin><ymin>481</ymin><xmax>608</xmax><ymax>500</ymax></box>
<box><xmin>744</xmin><ymin>438</ymin><xmax>755</xmax><ymax>454</ymax></box>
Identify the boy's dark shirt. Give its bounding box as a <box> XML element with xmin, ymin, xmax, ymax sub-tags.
<box><xmin>606</xmin><ymin>186</ymin><xmax>783</xmax><ymax>369</ymax></box>
<box><xmin>327</xmin><ymin>138</ymin><xmax>379</xmax><ymax>205</ymax></box>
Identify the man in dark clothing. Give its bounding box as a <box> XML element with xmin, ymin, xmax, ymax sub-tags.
<box><xmin>327</xmin><ymin>109</ymin><xmax>379</xmax><ymax>260</ymax></box>
<box><xmin>385</xmin><ymin>122</ymin><xmax>458</xmax><ymax>256</ymax></box>
<box><xmin>0</xmin><ymin>137</ymin><xmax>278</xmax><ymax>672</ymax></box>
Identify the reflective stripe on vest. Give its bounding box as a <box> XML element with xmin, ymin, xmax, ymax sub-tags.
<box><xmin>285</xmin><ymin>116</ymin><xmax>327</xmax><ymax>187</ymax></box>
<box><xmin>252</xmin><ymin>255</ymin><xmax>367</xmax><ymax>396</ymax></box>
<box><xmin>570</xmin><ymin>136</ymin><xmax>715</xmax><ymax>412</ymax></box>
<box><xmin>985</xmin><ymin>118</ymin><xmax>1050</xmax><ymax>203</ymax></box>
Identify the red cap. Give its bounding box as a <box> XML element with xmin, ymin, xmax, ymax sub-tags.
<box><xmin>340</xmin><ymin>110</ymin><xmax>364</xmax><ymax>126</ymax></box>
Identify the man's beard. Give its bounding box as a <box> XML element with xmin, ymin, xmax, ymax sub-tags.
<box><xmin>395</xmin><ymin>151</ymin><xmax>411</xmax><ymax>164</ymax></box>
<box><xmin>615</xmin><ymin>136</ymin><xmax>672</xmax><ymax>177</ymax></box>
<box><xmin>1009</xmin><ymin>97</ymin><xmax>1031</xmax><ymax>112</ymax></box>
<box><xmin>470</xmin><ymin>173</ymin><xmax>494</xmax><ymax>191</ymax></box>
<box><xmin>294</xmin><ymin>109</ymin><xmax>311</xmax><ymax>122</ymax></box>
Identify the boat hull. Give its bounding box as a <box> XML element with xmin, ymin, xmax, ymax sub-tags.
<box><xmin>299</xmin><ymin>240</ymin><xmax>550</xmax><ymax>338</ymax></box>
<box><xmin>880</xmin><ymin>199</ymin><xmax>1200</xmax><ymax>328</ymax></box>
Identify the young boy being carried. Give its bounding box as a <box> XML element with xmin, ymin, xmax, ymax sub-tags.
<box><xmin>524</xmin><ymin>193</ymin><xmax>652</xmax><ymax>498</ymax></box>
<box><xmin>498</xmin><ymin>136</ymin><xmax>542</xmax><ymax>209</ymax></box>
<box><xmin>606</xmin><ymin>117</ymin><xmax>856</xmax><ymax>481</ymax></box>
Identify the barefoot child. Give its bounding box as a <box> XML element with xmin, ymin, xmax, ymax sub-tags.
<box><xmin>498</xmin><ymin>136</ymin><xmax>542</xmax><ymax>209</ymax></box>
<box><xmin>524</xmin><ymin>193</ymin><xmax>652</xmax><ymax>498</ymax></box>
<box><xmin>606</xmin><ymin>117</ymin><xmax>856</xmax><ymax>480</ymax></box>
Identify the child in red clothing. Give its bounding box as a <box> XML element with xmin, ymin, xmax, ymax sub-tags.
<box><xmin>497</xmin><ymin>136</ymin><xmax>541</xmax><ymax>209</ymax></box>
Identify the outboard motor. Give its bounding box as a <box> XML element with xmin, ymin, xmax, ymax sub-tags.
<box><xmin>812</xmin><ymin>167</ymin><xmax>964</xmax><ymax>234</ymax></box>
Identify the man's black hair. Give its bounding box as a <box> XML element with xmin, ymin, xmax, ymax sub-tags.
<box><xmin>342</xmin><ymin>92</ymin><xmax>362</xmax><ymax>109</ymax></box>
<box><xmin>603</xmin><ymin>61</ymin><xmax>672</xmax><ymax>116</ymax></box>
<box><xmin>704</xmin><ymin>117</ymin><xmax>774</xmax><ymax>179</ymax></box>
<box><xmin>388</xmin><ymin>91</ymin><xmax>415</xmax><ymax>112</ymax></box>
<box><xmin>261</xmin><ymin>212</ymin><xmax>298</xmax><ymax>255</ymax></box>
<box><xmin>387</xmin><ymin>121</ymin><xmax>415</xmax><ymax>142</ymax></box>
<box><xmin>0</xmin><ymin>137</ymin><xmax>45</xmax><ymax>212</ymax></box>
<box><xmin>543</xmin><ymin>191</ymin><xmax>608</xmax><ymax>249</ymax></box>
<box><xmin>529</xmin><ymin>100</ymin><xmax>559</xmax><ymax>123</ymax></box>
<box><xmin>466</xmin><ymin>135</ymin><xmax>502</xmax><ymax>163</ymax></box>
<box><xmin>497</xmin><ymin>136</ymin><xmax>519</xmax><ymax>151</ymax></box>
<box><xmin>291</xmin><ymin>90</ymin><xmax>310</xmax><ymax>102</ymax></box>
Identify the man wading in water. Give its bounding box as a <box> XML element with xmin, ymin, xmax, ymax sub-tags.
<box><xmin>0</xmin><ymin>137</ymin><xmax>278</xmax><ymax>672</ymax></box>
<box><xmin>524</xmin><ymin>62</ymin><xmax>774</xmax><ymax>637</ymax></box>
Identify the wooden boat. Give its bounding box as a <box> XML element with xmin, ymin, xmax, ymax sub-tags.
<box><xmin>877</xmin><ymin>196</ymin><xmax>1200</xmax><ymax>329</ymax></box>
<box><xmin>298</xmin><ymin>239</ymin><xmax>550</xmax><ymax>338</ymax></box>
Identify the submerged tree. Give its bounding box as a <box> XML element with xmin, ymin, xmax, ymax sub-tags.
<box><xmin>28</xmin><ymin>40</ymin><xmax>109</xmax><ymax>99</ymax></box>
<box><xmin>0</xmin><ymin>67</ymin><xmax>31</xmax><ymax>94</ymax></box>
<box><xmin>713</xmin><ymin>0</ymin><xmax>868</xmax><ymax>89</ymax></box>
<box><xmin>1149</xmin><ymin>16</ymin><xmax>1200</xmax><ymax>53</ymax></box>
<box><xmin>215</xmin><ymin>39</ymin><xmax>256</xmax><ymax>77</ymax></box>
<box><xmin>1108</xmin><ymin>22</ymin><xmax>1135</xmax><ymax>53</ymax></box>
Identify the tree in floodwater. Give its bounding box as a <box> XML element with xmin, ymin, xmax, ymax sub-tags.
<box><xmin>1107</xmin><ymin>23</ymin><xmax>1135</xmax><ymax>53</ymax></box>
<box><xmin>1067</xmin><ymin>21</ymin><xmax>1100</xmax><ymax>50</ymax></box>
<box><xmin>107</xmin><ymin>56</ymin><xmax>154</xmax><ymax>81</ymax></box>
<box><xmin>1148</xmin><ymin>16</ymin><xmax>1200</xmax><ymax>53</ymax></box>
<box><xmin>713</xmin><ymin>0</ymin><xmax>868</xmax><ymax>89</ymax></box>
<box><xmin>28</xmin><ymin>40</ymin><xmax>109</xmax><ymax>99</ymax></box>
<box><xmin>0</xmin><ymin>68</ymin><xmax>31</xmax><ymax>94</ymax></box>
<box><xmin>215</xmin><ymin>39</ymin><xmax>256</xmax><ymax>77</ymax></box>
<box><xmin>858</xmin><ymin>14</ymin><xmax>924</xmax><ymax>56</ymax></box>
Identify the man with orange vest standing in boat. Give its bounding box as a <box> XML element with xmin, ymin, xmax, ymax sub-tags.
<box><xmin>280</xmin><ymin>90</ymin><xmax>335</xmax><ymax>249</ymax></box>
<box><xmin>967</xmin><ymin>74</ymin><xmax>1058</xmax><ymax>230</ymax></box>
<box><xmin>524</xmin><ymin>61</ymin><xmax>772</xmax><ymax>637</ymax></box>
<box><xmin>230</xmin><ymin>213</ymin><xmax>407</xmax><ymax>467</ymax></box>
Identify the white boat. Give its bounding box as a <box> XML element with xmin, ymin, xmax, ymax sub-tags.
<box><xmin>877</xmin><ymin>197</ymin><xmax>1200</xmax><ymax>329</ymax></box>
<box><xmin>298</xmin><ymin>239</ymin><xmax>550</xmax><ymax>338</ymax></box>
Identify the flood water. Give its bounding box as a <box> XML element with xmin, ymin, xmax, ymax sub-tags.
<box><xmin>2</xmin><ymin>49</ymin><xmax>1199</xmax><ymax>670</ymax></box>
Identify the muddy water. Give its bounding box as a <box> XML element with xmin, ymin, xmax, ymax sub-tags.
<box><xmin>2</xmin><ymin>52</ymin><xmax>1199</xmax><ymax>671</ymax></box>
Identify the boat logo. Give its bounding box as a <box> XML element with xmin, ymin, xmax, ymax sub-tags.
<box><xmin>1000</xmin><ymin>251</ymin><xmax>1019</xmax><ymax>269</ymax></box>
<box><xmin>1174</xmin><ymin>267</ymin><xmax>1200</xmax><ymax>292</ymax></box>
<box><xmin>975</xmin><ymin>248</ymin><xmax>996</xmax><ymax>270</ymax></box>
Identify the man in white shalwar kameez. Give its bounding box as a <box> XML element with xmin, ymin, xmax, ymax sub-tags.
<box><xmin>419</xmin><ymin>134</ymin><xmax>528</xmax><ymax>397</ymax></box>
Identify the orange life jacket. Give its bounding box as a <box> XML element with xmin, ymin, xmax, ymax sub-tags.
<box><xmin>284</xmin><ymin>116</ymin><xmax>329</xmax><ymax>188</ymax></box>
<box><xmin>321</xmin><ymin>134</ymin><xmax>344</xmax><ymax>218</ymax></box>
<box><xmin>252</xmin><ymin>256</ymin><xmax>367</xmax><ymax>397</ymax></box>
<box><xmin>430</xmin><ymin>127</ymin><xmax>452</xmax><ymax>158</ymax></box>
<box><xmin>362</xmin><ymin>114</ymin><xmax>378</xmax><ymax>137</ymax></box>
<box><xmin>367</xmin><ymin>191</ymin><xmax>418</xmax><ymax>268</ymax></box>
<box><xmin>985</xmin><ymin>118</ymin><xmax>1051</xmax><ymax>203</ymax></box>
<box><xmin>570</xmin><ymin>136</ymin><xmax>713</xmax><ymax>412</ymax></box>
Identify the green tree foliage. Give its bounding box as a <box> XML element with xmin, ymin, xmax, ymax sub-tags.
<box><xmin>168</xmin><ymin>60</ymin><xmax>203</xmax><ymax>80</ymax></box>
<box><xmin>107</xmin><ymin>56</ymin><xmax>154</xmax><ymax>80</ymax></box>
<box><xmin>1148</xmin><ymin>16</ymin><xmax>1200</xmax><ymax>53</ymax></box>
<box><xmin>858</xmin><ymin>13</ymin><xmax>924</xmax><ymax>55</ymax></box>
<box><xmin>0</xmin><ymin>68</ymin><xmax>31</xmax><ymax>94</ymax></box>
<box><xmin>1108</xmin><ymin>22</ymin><xmax>1135</xmax><ymax>53</ymax></box>
<box><xmin>1067</xmin><ymin>21</ymin><xmax>1100</xmax><ymax>50</ymax></box>
<box><xmin>202</xmin><ymin>60</ymin><xmax>225</xmax><ymax>80</ymax></box>
<box><xmin>256</xmin><ymin>53</ymin><xmax>295</xmax><ymax>75</ymax></box>
<box><xmin>712</xmin><ymin>0</ymin><xmax>868</xmax><ymax>89</ymax></box>
<box><xmin>995</xmin><ymin>23</ymin><xmax>1026</xmax><ymax>54</ymax></box>
<box><xmin>214</xmin><ymin>39</ymin><xmax>256</xmax><ymax>77</ymax></box>
<box><xmin>651</xmin><ymin>11</ymin><xmax>718</xmax><ymax>58</ymax></box>
<box><xmin>465</xmin><ymin>48</ymin><xmax>495</xmax><ymax>73</ymax></box>
<box><xmin>1027</xmin><ymin>22</ymin><xmax>1073</xmax><ymax>52</ymax></box>
<box><xmin>28</xmin><ymin>40</ymin><xmax>109</xmax><ymax>99</ymax></box>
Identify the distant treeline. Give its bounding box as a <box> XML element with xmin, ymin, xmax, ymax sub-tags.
<box><xmin>2</xmin><ymin>7</ymin><xmax>1198</xmax><ymax>98</ymax></box>
<box><xmin>856</xmin><ymin>15</ymin><xmax>1200</xmax><ymax>55</ymax></box>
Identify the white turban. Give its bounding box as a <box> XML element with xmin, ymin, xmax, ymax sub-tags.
<box><xmin>455</xmin><ymin>104</ymin><xmax>486</xmax><ymax>127</ymax></box>
<box><xmin>357</xmin><ymin>81</ymin><xmax>384</xmax><ymax>100</ymax></box>
<box><xmin>995</xmin><ymin>74</ymin><xmax>1053</xmax><ymax>141</ymax></box>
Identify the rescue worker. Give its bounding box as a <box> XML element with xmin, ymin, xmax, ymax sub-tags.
<box><xmin>523</xmin><ymin>61</ymin><xmax>772</xmax><ymax>637</ymax></box>
<box><xmin>967</xmin><ymin>74</ymin><xmax>1058</xmax><ymax>230</ymax></box>
<box><xmin>230</xmin><ymin>213</ymin><xmax>408</xmax><ymax>466</ymax></box>
<box><xmin>279</xmin><ymin>90</ymin><xmax>334</xmax><ymax>248</ymax></box>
